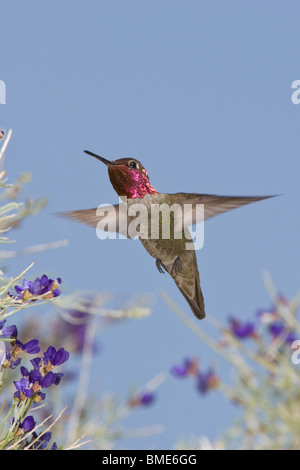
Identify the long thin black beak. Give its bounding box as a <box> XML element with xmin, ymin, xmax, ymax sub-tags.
<box><xmin>84</xmin><ymin>150</ymin><xmax>114</xmax><ymax>166</ymax></box>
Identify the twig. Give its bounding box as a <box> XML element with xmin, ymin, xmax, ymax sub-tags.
<box><xmin>64</xmin><ymin>433</ymin><xmax>91</xmax><ymax>450</ymax></box>
<box><xmin>23</xmin><ymin>405</ymin><xmax>67</xmax><ymax>450</ymax></box>
<box><xmin>0</xmin><ymin>129</ymin><xmax>12</xmax><ymax>168</ymax></box>
<box><xmin>161</xmin><ymin>290</ymin><xmax>255</xmax><ymax>375</ymax></box>
<box><xmin>6</xmin><ymin>412</ymin><xmax>53</xmax><ymax>450</ymax></box>
<box><xmin>0</xmin><ymin>239</ymin><xmax>68</xmax><ymax>259</ymax></box>
<box><xmin>66</xmin><ymin>315</ymin><xmax>98</xmax><ymax>445</ymax></box>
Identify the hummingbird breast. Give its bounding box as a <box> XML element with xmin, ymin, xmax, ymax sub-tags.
<box><xmin>129</xmin><ymin>193</ymin><xmax>193</xmax><ymax>262</ymax></box>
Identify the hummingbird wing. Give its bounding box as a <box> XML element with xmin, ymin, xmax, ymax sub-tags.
<box><xmin>168</xmin><ymin>193</ymin><xmax>276</xmax><ymax>229</ymax></box>
<box><xmin>60</xmin><ymin>204</ymin><xmax>134</xmax><ymax>238</ymax></box>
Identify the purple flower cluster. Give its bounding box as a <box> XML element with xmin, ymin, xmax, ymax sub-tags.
<box><xmin>226</xmin><ymin>297</ymin><xmax>297</xmax><ymax>346</ymax></box>
<box><xmin>28</xmin><ymin>431</ymin><xmax>58</xmax><ymax>450</ymax></box>
<box><xmin>14</xmin><ymin>416</ymin><xmax>58</xmax><ymax>449</ymax></box>
<box><xmin>268</xmin><ymin>322</ymin><xmax>297</xmax><ymax>344</ymax></box>
<box><xmin>0</xmin><ymin>317</ymin><xmax>69</xmax><ymax>448</ymax></box>
<box><xmin>171</xmin><ymin>357</ymin><xmax>199</xmax><ymax>377</ymax></box>
<box><xmin>1</xmin><ymin>321</ymin><xmax>42</xmax><ymax>370</ymax></box>
<box><xmin>228</xmin><ymin>317</ymin><xmax>257</xmax><ymax>340</ymax></box>
<box><xmin>13</xmin><ymin>275</ymin><xmax>61</xmax><ymax>301</ymax></box>
<box><xmin>1</xmin><ymin>321</ymin><xmax>40</xmax><ymax>370</ymax></box>
<box><xmin>14</xmin><ymin>346</ymin><xmax>69</xmax><ymax>403</ymax></box>
<box><xmin>0</xmin><ymin>318</ymin><xmax>69</xmax><ymax>403</ymax></box>
<box><xmin>171</xmin><ymin>358</ymin><xmax>219</xmax><ymax>395</ymax></box>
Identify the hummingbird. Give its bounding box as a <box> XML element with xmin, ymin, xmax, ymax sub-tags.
<box><xmin>62</xmin><ymin>151</ymin><xmax>274</xmax><ymax>320</ymax></box>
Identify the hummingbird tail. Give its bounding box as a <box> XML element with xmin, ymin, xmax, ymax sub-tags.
<box><xmin>177</xmin><ymin>279</ymin><xmax>206</xmax><ymax>320</ymax></box>
<box><xmin>173</xmin><ymin>260</ymin><xmax>206</xmax><ymax>320</ymax></box>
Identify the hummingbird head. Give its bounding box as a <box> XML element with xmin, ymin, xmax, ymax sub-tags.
<box><xmin>84</xmin><ymin>150</ymin><xmax>158</xmax><ymax>198</ymax></box>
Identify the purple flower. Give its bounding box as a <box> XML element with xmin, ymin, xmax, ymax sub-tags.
<box><xmin>140</xmin><ymin>392</ymin><xmax>155</xmax><ymax>405</ymax></box>
<box><xmin>23</xmin><ymin>339</ymin><xmax>40</xmax><ymax>355</ymax></box>
<box><xmin>15</xmin><ymin>339</ymin><xmax>40</xmax><ymax>355</ymax></box>
<box><xmin>14</xmin><ymin>279</ymin><xmax>31</xmax><ymax>296</ymax></box>
<box><xmin>39</xmin><ymin>372</ymin><xmax>56</xmax><ymax>388</ymax></box>
<box><xmin>32</xmin><ymin>345</ymin><xmax>70</xmax><ymax>387</ymax></box>
<box><xmin>0</xmin><ymin>320</ymin><xmax>18</xmax><ymax>338</ymax></box>
<box><xmin>14</xmin><ymin>345</ymin><xmax>69</xmax><ymax>403</ymax></box>
<box><xmin>30</xmin><ymin>275</ymin><xmax>49</xmax><ymax>295</ymax></box>
<box><xmin>14</xmin><ymin>377</ymin><xmax>34</xmax><ymax>400</ymax></box>
<box><xmin>170</xmin><ymin>358</ymin><xmax>199</xmax><ymax>378</ymax></box>
<box><xmin>171</xmin><ymin>358</ymin><xmax>219</xmax><ymax>397</ymax></box>
<box><xmin>228</xmin><ymin>317</ymin><xmax>257</xmax><ymax>339</ymax></box>
<box><xmin>28</xmin><ymin>368</ymin><xmax>41</xmax><ymax>383</ymax></box>
<box><xmin>18</xmin><ymin>416</ymin><xmax>35</xmax><ymax>433</ymax></box>
<box><xmin>129</xmin><ymin>391</ymin><xmax>155</xmax><ymax>407</ymax></box>
<box><xmin>269</xmin><ymin>322</ymin><xmax>297</xmax><ymax>345</ymax></box>
<box><xmin>30</xmin><ymin>357</ymin><xmax>42</xmax><ymax>369</ymax></box>
<box><xmin>269</xmin><ymin>322</ymin><xmax>284</xmax><ymax>337</ymax></box>
<box><xmin>4</xmin><ymin>353</ymin><xmax>21</xmax><ymax>369</ymax></box>
<box><xmin>44</xmin><ymin>346</ymin><xmax>69</xmax><ymax>367</ymax></box>
<box><xmin>196</xmin><ymin>369</ymin><xmax>220</xmax><ymax>395</ymax></box>
<box><xmin>20</xmin><ymin>365</ymin><xmax>29</xmax><ymax>377</ymax></box>
<box><xmin>10</xmin><ymin>338</ymin><xmax>69</xmax><ymax>403</ymax></box>
<box><xmin>13</xmin><ymin>275</ymin><xmax>62</xmax><ymax>301</ymax></box>
<box><xmin>29</xmin><ymin>431</ymin><xmax>57</xmax><ymax>450</ymax></box>
<box><xmin>53</xmin><ymin>372</ymin><xmax>64</xmax><ymax>385</ymax></box>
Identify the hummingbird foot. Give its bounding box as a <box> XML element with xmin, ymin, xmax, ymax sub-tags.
<box><xmin>156</xmin><ymin>259</ymin><xmax>166</xmax><ymax>274</ymax></box>
<box><xmin>171</xmin><ymin>256</ymin><xmax>182</xmax><ymax>276</ymax></box>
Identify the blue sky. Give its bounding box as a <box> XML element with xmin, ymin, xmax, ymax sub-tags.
<box><xmin>1</xmin><ymin>1</ymin><xmax>300</xmax><ymax>449</ymax></box>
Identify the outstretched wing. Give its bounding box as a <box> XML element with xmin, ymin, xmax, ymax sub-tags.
<box><xmin>60</xmin><ymin>203</ymin><xmax>133</xmax><ymax>238</ymax></box>
<box><xmin>169</xmin><ymin>193</ymin><xmax>276</xmax><ymax>229</ymax></box>
<box><xmin>61</xmin><ymin>194</ymin><xmax>276</xmax><ymax>236</ymax></box>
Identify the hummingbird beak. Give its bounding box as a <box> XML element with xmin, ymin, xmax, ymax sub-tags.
<box><xmin>84</xmin><ymin>150</ymin><xmax>115</xmax><ymax>166</ymax></box>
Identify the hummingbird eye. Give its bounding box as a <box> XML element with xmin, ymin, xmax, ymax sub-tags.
<box><xmin>128</xmin><ymin>161</ymin><xmax>139</xmax><ymax>169</ymax></box>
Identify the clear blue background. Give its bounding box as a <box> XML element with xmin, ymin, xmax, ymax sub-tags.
<box><xmin>1</xmin><ymin>0</ymin><xmax>300</xmax><ymax>449</ymax></box>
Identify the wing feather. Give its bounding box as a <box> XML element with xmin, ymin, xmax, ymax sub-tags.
<box><xmin>60</xmin><ymin>204</ymin><xmax>132</xmax><ymax>238</ymax></box>
<box><xmin>170</xmin><ymin>193</ymin><xmax>276</xmax><ymax>229</ymax></box>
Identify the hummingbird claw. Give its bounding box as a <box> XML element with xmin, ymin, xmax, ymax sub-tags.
<box><xmin>171</xmin><ymin>256</ymin><xmax>182</xmax><ymax>276</ymax></box>
<box><xmin>156</xmin><ymin>259</ymin><xmax>165</xmax><ymax>274</ymax></box>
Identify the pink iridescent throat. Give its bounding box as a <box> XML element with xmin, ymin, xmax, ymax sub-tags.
<box><xmin>108</xmin><ymin>166</ymin><xmax>158</xmax><ymax>199</ymax></box>
<box><xmin>126</xmin><ymin>169</ymin><xmax>158</xmax><ymax>198</ymax></box>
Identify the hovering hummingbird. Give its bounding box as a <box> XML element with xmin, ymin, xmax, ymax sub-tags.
<box><xmin>62</xmin><ymin>151</ymin><xmax>274</xmax><ymax>320</ymax></box>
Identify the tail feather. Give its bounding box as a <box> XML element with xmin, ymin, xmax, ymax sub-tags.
<box><xmin>176</xmin><ymin>274</ymin><xmax>206</xmax><ymax>320</ymax></box>
<box><xmin>167</xmin><ymin>253</ymin><xmax>206</xmax><ymax>320</ymax></box>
